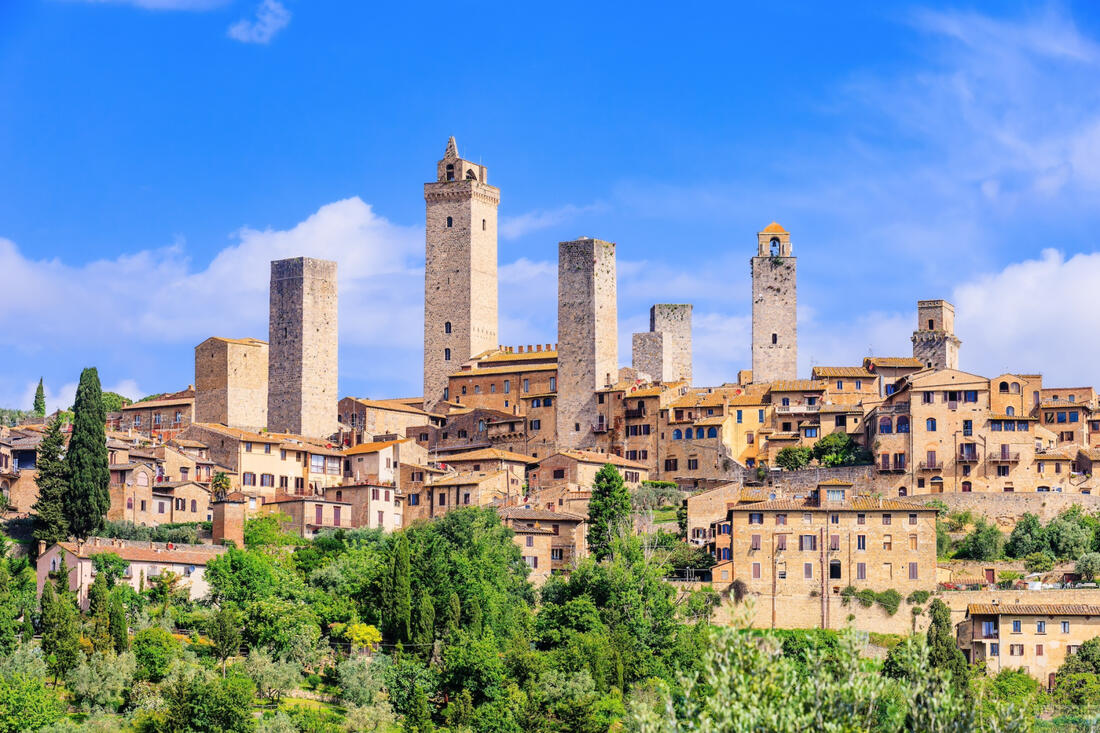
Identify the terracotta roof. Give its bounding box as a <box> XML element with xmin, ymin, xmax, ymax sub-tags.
<box><xmin>669</xmin><ymin>386</ymin><xmax>765</xmax><ymax>410</ymax></box>
<box><xmin>349</xmin><ymin>398</ymin><xmax>434</xmax><ymax>417</ymax></box>
<box><xmin>1040</xmin><ymin>400</ymin><xmax>1092</xmax><ymax>411</ymax></box>
<box><xmin>730</xmin><ymin>495</ymin><xmax>935</xmax><ymax>513</ymax></box>
<box><xmin>818</xmin><ymin>478</ymin><xmax>854</xmax><ymax>486</ymax></box>
<box><xmin>170</xmin><ymin>438</ymin><xmax>208</xmax><ymax>449</ymax></box>
<box><xmin>864</xmin><ymin>357</ymin><xmax>924</xmax><ymax>369</ymax></box>
<box><xmin>152</xmin><ymin>481</ymin><xmax>208</xmax><ymax>491</ymax></box>
<box><xmin>189</xmin><ymin>423</ymin><xmax>282</xmax><ymax>444</ymax></box>
<box><xmin>989</xmin><ymin>414</ymin><xmax>1036</xmax><ymax>421</ymax></box>
<box><xmin>497</xmin><ymin>506</ymin><xmax>585</xmax><ymax>522</ymax></box>
<box><xmin>812</xmin><ymin>367</ymin><xmax>875</xmax><ymax>379</ymax></box>
<box><xmin>693</xmin><ymin>416</ymin><xmax>728</xmax><ymax>426</ymax></box>
<box><xmin>344</xmin><ymin>439</ymin><xmax>409</xmax><ymax>456</ymax></box>
<box><xmin>428</xmin><ymin>470</ymin><xmax>506</xmax><ymax>487</ymax></box>
<box><xmin>451</xmin><ymin>364</ymin><xmax>557</xmax><ymax>377</ymax></box>
<box><xmin>206</xmin><ymin>337</ymin><xmax>267</xmax><ymax>346</ymax></box>
<box><xmin>478</xmin><ymin>350</ymin><xmax>557</xmax><ymax>364</ymax></box>
<box><xmin>554</xmin><ymin>450</ymin><xmax>649</xmax><ymax>470</ymax></box>
<box><xmin>1078</xmin><ymin>448</ymin><xmax>1100</xmax><ymax>461</ymax></box>
<box><xmin>402</xmin><ymin>462</ymin><xmax>448</xmax><ymax>474</ymax></box>
<box><xmin>122</xmin><ymin>389</ymin><xmax>195</xmax><ymax>410</ymax></box>
<box><xmin>436</xmin><ymin>448</ymin><xmax>537</xmax><ymax>464</ymax></box>
<box><xmin>820</xmin><ymin>403</ymin><xmax>862</xmax><ymax>413</ymax></box>
<box><xmin>57</xmin><ymin>541</ymin><xmax>224</xmax><ymax>566</ymax></box>
<box><xmin>264</xmin><ymin>494</ymin><xmax>350</xmax><ymax>505</ymax></box>
<box><xmin>1034</xmin><ymin>452</ymin><xmax>1072</xmax><ymax>461</ymax></box>
<box><xmin>761</xmin><ymin>222</ymin><xmax>787</xmax><ymax>234</ymax></box>
<box><xmin>767</xmin><ymin>380</ymin><xmax>827</xmax><ymax>393</ymax></box>
<box><xmin>968</xmin><ymin>604</ymin><xmax>1100</xmax><ymax>617</ymax></box>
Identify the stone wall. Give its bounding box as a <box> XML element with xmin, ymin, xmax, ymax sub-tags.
<box><xmin>267</xmin><ymin>257</ymin><xmax>338</xmax><ymax>438</ymax></box>
<box><xmin>631</xmin><ymin>331</ymin><xmax>665</xmax><ymax>384</ymax></box>
<box><xmin>194</xmin><ymin>337</ymin><xmax>268</xmax><ymax>431</ymax></box>
<box><xmin>909</xmin><ymin>490</ymin><xmax>1100</xmax><ymax>525</ymax></box>
<box><xmin>633</xmin><ymin>304</ymin><xmax>692</xmax><ymax>384</ymax></box>
<box><xmin>556</xmin><ymin>238</ymin><xmax>617</xmax><ymax>450</ymax></box>
<box><xmin>422</xmin><ymin>141</ymin><xmax>500</xmax><ymax>411</ymax></box>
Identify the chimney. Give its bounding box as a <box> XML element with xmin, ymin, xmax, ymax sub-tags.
<box><xmin>527</xmin><ymin>345</ymin><xmax>533</xmax><ymax>352</ymax></box>
<box><xmin>536</xmin><ymin>344</ymin><xmax>542</xmax><ymax>352</ymax></box>
<box><xmin>518</xmin><ymin>345</ymin><xmax>524</xmax><ymax>353</ymax></box>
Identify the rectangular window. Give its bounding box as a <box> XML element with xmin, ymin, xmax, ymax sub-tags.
<box><xmin>687</xmin><ymin>459</ymin><xmax>699</xmax><ymax>470</ymax></box>
<box><xmin>1013</xmin><ymin>620</ymin><xmax>1021</xmax><ymax>633</ymax></box>
<box><xmin>523</xmin><ymin>379</ymin><xmax>530</xmax><ymax>393</ymax></box>
<box><xmin>991</xmin><ymin>643</ymin><xmax>999</xmax><ymax>656</ymax></box>
<box><xmin>750</xmin><ymin>534</ymin><xmax>761</xmax><ymax>550</ymax></box>
<box><xmin>857</xmin><ymin>534</ymin><xmax>866</xmax><ymax>550</ymax></box>
<box><xmin>552</xmin><ymin>469</ymin><xmax>565</xmax><ymax>479</ymax></box>
<box><xmin>799</xmin><ymin>535</ymin><xmax>817</xmax><ymax>551</ymax></box>
<box><xmin>909</xmin><ymin>513</ymin><xmax>917</xmax><ymax>525</ymax></box>
<box><xmin>1010</xmin><ymin>644</ymin><xmax>1023</xmax><ymax>656</ymax></box>
<box><xmin>736</xmin><ymin>410</ymin><xmax>743</xmax><ymax>423</ymax></box>
<box><xmin>1063</xmin><ymin>621</ymin><xmax>1071</xmax><ymax>633</ymax></box>
<box><xmin>759</xmin><ymin>409</ymin><xmax>765</xmax><ymax>422</ymax></box>
<box><xmin>803</xmin><ymin>563</ymin><xmax>813</xmax><ymax>579</ymax></box>
<box><xmin>1037</xmin><ymin>621</ymin><xmax>1046</xmax><ymax>633</ymax></box>
<box><xmin>438</xmin><ymin>493</ymin><xmax>446</xmax><ymax>506</ymax></box>
<box><xmin>752</xmin><ymin>562</ymin><xmax>761</xmax><ymax>579</ymax></box>
<box><xmin>333</xmin><ymin>506</ymin><xmax>341</xmax><ymax>526</ymax></box>
<box><xmin>908</xmin><ymin>562</ymin><xmax>918</xmax><ymax>580</ymax></box>
<box><xmin>776</xmin><ymin>535</ymin><xmax>787</xmax><ymax>551</ymax></box>
<box><xmin>1036</xmin><ymin>644</ymin><xmax>1044</xmax><ymax>656</ymax></box>
<box><xmin>882</xmin><ymin>514</ymin><xmax>892</xmax><ymax>525</ymax></box>
<box><xmin>243</xmin><ymin>472</ymin><xmax>256</xmax><ymax>486</ymax></box>
<box><xmin>909</xmin><ymin>534</ymin><xmax>918</xmax><ymax>550</ymax></box>
<box><xmin>409</xmin><ymin>493</ymin><xmax>420</xmax><ymax>506</ymax></box>
<box><xmin>315</xmin><ymin>505</ymin><xmax>323</xmax><ymax>524</ymax></box>
<box><xmin>829</xmin><ymin>535</ymin><xmax>839</xmax><ymax>550</ymax></box>
<box><xmin>749</xmin><ymin>513</ymin><xmax>763</xmax><ymax>525</ymax></box>
<box><xmin>775</xmin><ymin>514</ymin><xmax>787</xmax><ymax>525</ymax></box>
<box><xmin>244</xmin><ymin>442</ymin><xmax>252</xmax><ymax>452</ymax></box>
<box><xmin>805</xmin><ymin>427</ymin><xmax>819</xmax><ymax>438</ymax></box>
<box><xmin>504</xmin><ymin>380</ymin><xmax>510</xmax><ymax>394</ymax></box>
<box><xmin>883</xmin><ymin>534</ymin><xmax>892</xmax><ymax>551</ymax></box>
<box><xmin>856</xmin><ymin>563</ymin><xmax>866</xmax><ymax>580</ymax></box>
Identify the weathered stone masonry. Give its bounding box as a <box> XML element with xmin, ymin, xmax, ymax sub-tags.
<box><xmin>751</xmin><ymin>223</ymin><xmax>797</xmax><ymax>383</ymax></box>
<box><xmin>632</xmin><ymin>303</ymin><xmax>692</xmax><ymax>384</ymax></box>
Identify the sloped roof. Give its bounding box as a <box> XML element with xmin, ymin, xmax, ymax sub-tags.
<box><xmin>344</xmin><ymin>439</ymin><xmax>409</xmax><ymax>456</ymax></box>
<box><xmin>438</xmin><ymin>448</ymin><xmax>537</xmax><ymax>464</ymax></box>
<box><xmin>553</xmin><ymin>450</ymin><xmax>649</xmax><ymax>470</ymax></box>
<box><xmin>498</xmin><ymin>507</ymin><xmax>585</xmax><ymax>522</ymax></box>
<box><xmin>864</xmin><ymin>357</ymin><xmax>924</xmax><ymax>369</ymax></box>
<box><xmin>812</xmin><ymin>367</ymin><xmax>875</xmax><ymax>379</ymax></box>
<box><xmin>968</xmin><ymin>604</ymin><xmax>1100</xmax><ymax>617</ymax></box>
<box><xmin>428</xmin><ymin>470</ymin><xmax>506</xmax><ymax>487</ymax></box>
<box><xmin>729</xmin><ymin>495</ymin><xmax>934</xmax><ymax>513</ymax></box>
<box><xmin>56</xmin><ymin>541</ymin><xmax>224</xmax><ymax>566</ymax></box>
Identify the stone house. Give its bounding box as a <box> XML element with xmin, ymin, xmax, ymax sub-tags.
<box><xmin>420</xmin><ymin>470</ymin><xmax>514</xmax><ymax>519</ymax></box>
<box><xmin>810</xmin><ymin>367</ymin><xmax>880</xmax><ymax>407</ymax></box>
<box><xmin>528</xmin><ymin>450</ymin><xmax>649</xmax><ymax>494</ymax></box>
<box><xmin>322</xmin><ymin>483</ymin><xmax>404</xmax><ymax>531</ymax></box>
<box><xmin>338</xmin><ymin>397</ymin><xmax>444</xmax><ymax>447</ymax></box>
<box><xmin>445</xmin><ymin>346</ymin><xmax>557</xmax><ymax>414</ymax></box>
<box><xmin>709</xmin><ymin>484</ymin><xmax>938</xmax><ymax>630</ymax></box>
<box><xmin>659</xmin><ymin>386</ymin><xmax>769</xmax><ymax>483</ymax></box>
<box><xmin>118</xmin><ymin>388</ymin><xmax>195</xmax><ymax>439</ymax></box>
<box><xmin>433</xmin><ymin>447</ymin><xmax>532</xmax><ymax>492</ymax></box>
<box><xmin>594</xmin><ymin>380</ymin><xmax>686</xmax><ymax>474</ymax></box>
<box><xmin>408</xmin><ymin>407</ymin><xmax>529</xmax><ymax>457</ymax></box>
<box><xmin>260</xmin><ymin>494</ymin><xmax>354</xmax><ymax>538</ymax></box>
<box><xmin>958</xmin><ymin>603</ymin><xmax>1100</xmax><ymax>688</ymax></box>
<box><xmin>863</xmin><ymin>357</ymin><xmax>924</xmax><ymax>398</ymax></box>
<box><xmin>508</xmin><ymin>521</ymin><xmax>554</xmax><ymax>586</ymax></box>
<box><xmin>343</xmin><ymin>438</ymin><xmax>427</xmax><ymax>486</ymax></box>
<box><xmin>194</xmin><ymin>336</ymin><xmax>269</xmax><ymax>431</ymax></box>
<box><xmin>37</xmin><ymin>538</ymin><xmax>226</xmax><ymax>610</ymax></box>
<box><xmin>499</xmin><ymin>506</ymin><xmax>586</xmax><ymax>573</ymax></box>
<box><xmin>400</xmin><ymin>462</ymin><xmax>449</xmax><ymax>523</ymax></box>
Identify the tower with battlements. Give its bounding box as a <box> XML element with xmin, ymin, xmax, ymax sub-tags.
<box><xmin>267</xmin><ymin>257</ymin><xmax>338</xmax><ymax>437</ymax></box>
<box><xmin>751</xmin><ymin>222</ymin><xmax>797</xmax><ymax>383</ymax></box>
<box><xmin>557</xmin><ymin>237</ymin><xmax>618</xmax><ymax>449</ymax></box>
<box><xmin>423</xmin><ymin>137</ymin><xmax>500</xmax><ymax>411</ymax></box>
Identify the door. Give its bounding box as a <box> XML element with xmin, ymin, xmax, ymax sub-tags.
<box><xmin>984</xmin><ymin>568</ymin><xmax>995</xmax><ymax>584</ymax></box>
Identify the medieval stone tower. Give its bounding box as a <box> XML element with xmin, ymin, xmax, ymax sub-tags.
<box><xmin>557</xmin><ymin>237</ymin><xmax>618</xmax><ymax>450</ymax></box>
<box><xmin>194</xmin><ymin>336</ymin><xmax>269</xmax><ymax>431</ymax></box>
<box><xmin>423</xmin><ymin>137</ymin><xmax>500</xmax><ymax>411</ymax></box>
<box><xmin>632</xmin><ymin>304</ymin><xmax>692</xmax><ymax>384</ymax></box>
<box><xmin>751</xmin><ymin>222</ymin><xmax>798</xmax><ymax>384</ymax></box>
<box><xmin>912</xmin><ymin>299</ymin><xmax>960</xmax><ymax>370</ymax></box>
<box><xmin>267</xmin><ymin>257</ymin><xmax>338</xmax><ymax>438</ymax></box>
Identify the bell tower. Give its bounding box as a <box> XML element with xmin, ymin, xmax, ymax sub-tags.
<box><xmin>912</xmin><ymin>299</ymin><xmax>960</xmax><ymax>370</ymax></box>
<box><xmin>750</xmin><ymin>222</ymin><xmax>798</xmax><ymax>384</ymax></box>
<box><xmin>423</xmin><ymin>137</ymin><xmax>500</xmax><ymax>411</ymax></box>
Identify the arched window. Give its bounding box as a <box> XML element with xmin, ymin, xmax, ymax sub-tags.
<box><xmin>1011</xmin><ymin>382</ymin><xmax>1021</xmax><ymax>394</ymax></box>
<box><xmin>879</xmin><ymin>417</ymin><xmax>892</xmax><ymax>434</ymax></box>
<box><xmin>926</xmin><ymin>418</ymin><xmax>937</xmax><ymax>432</ymax></box>
<box><xmin>707</xmin><ymin>427</ymin><xmax>718</xmax><ymax>438</ymax></box>
<box><xmin>482</xmin><ymin>219</ymin><xmax>486</xmax><ymax>231</ymax></box>
<box><xmin>672</xmin><ymin>429</ymin><xmax>682</xmax><ymax>440</ymax></box>
<box><xmin>444</xmin><ymin>348</ymin><xmax>451</xmax><ymax>361</ymax></box>
<box><xmin>190</xmin><ymin>499</ymin><xmax>197</xmax><ymax>512</ymax></box>
<box><xmin>444</xmin><ymin>321</ymin><xmax>451</xmax><ymax>334</ymax></box>
<box><xmin>465</xmin><ymin>169</ymin><xmax>477</xmax><ymax>180</ymax></box>
<box><xmin>897</xmin><ymin>416</ymin><xmax>910</xmax><ymax>433</ymax></box>
<box><xmin>137</xmin><ymin>472</ymin><xmax>149</xmax><ymax>487</ymax></box>
<box><xmin>446</xmin><ymin>216</ymin><xmax>453</xmax><ymax>228</ymax></box>
<box><xmin>961</xmin><ymin>481</ymin><xmax>972</xmax><ymax>493</ymax></box>
<box><xmin>1006</xmin><ymin>406</ymin><xmax>1015</xmax><ymax>416</ymax></box>
<box><xmin>999</xmin><ymin>381</ymin><xmax>1009</xmax><ymax>393</ymax></box>
<box><xmin>898</xmin><ymin>487</ymin><xmax>907</xmax><ymax>497</ymax></box>
<box><xmin>770</xmin><ymin>238</ymin><xmax>780</xmax><ymax>256</ymax></box>
<box><xmin>446</xmin><ymin>163</ymin><xmax>455</xmax><ymax>181</ymax></box>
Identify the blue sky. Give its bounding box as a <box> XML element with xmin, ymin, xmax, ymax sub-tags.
<box><xmin>3</xmin><ymin>1</ymin><xmax>1100</xmax><ymax>410</ymax></box>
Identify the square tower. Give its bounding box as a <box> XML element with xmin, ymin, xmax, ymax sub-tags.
<box><xmin>423</xmin><ymin>137</ymin><xmax>500</xmax><ymax>411</ymax></box>
<box><xmin>267</xmin><ymin>257</ymin><xmax>338</xmax><ymax>438</ymax></box>
<box><xmin>631</xmin><ymin>304</ymin><xmax>693</xmax><ymax>383</ymax></box>
<box><xmin>557</xmin><ymin>237</ymin><xmax>618</xmax><ymax>450</ymax></box>
<box><xmin>912</xmin><ymin>299</ymin><xmax>960</xmax><ymax>370</ymax></box>
<box><xmin>751</xmin><ymin>222</ymin><xmax>798</xmax><ymax>383</ymax></box>
<box><xmin>194</xmin><ymin>337</ymin><xmax>269</xmax><ymax>431</ymax></box>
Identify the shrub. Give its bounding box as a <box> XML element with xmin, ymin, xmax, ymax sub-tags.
<box><xmin>1076</xmin><ymin>552</ymin><xmax>1100</xmax><ymax>582</ymax></box>
<box><xmin>956</xmin><ymin>520</ymin><xmax>1004</xmax><ymax>561</ymax></box>
<box><xmin>875</xmin><ymin>589</ymin><xmax>902</xmax><ymax>616</ymax></box>
<box><xmin>839</xmin><ymin>586</ymin><xmax>857</xmax><ymax>606</ymax></box>
<box><xmin>854</xmin><ymin>589</ymin><xmax>876</xmax><ymax>608</ymax></box>
<box><xmin>906</xmin><ymin>590</ymin><xmax>931</xmax><ymax>605</ymax></box>
<box><xmin>775</xmin><ymin>447</ymin><xmax>812</xmax><ymax>471</ymax></box>
<box><xmin>132</xmin><ymin>626</ymin><xmax>180</xmax><ymax>682</ymax></box>
<box><xmin>1025</xmin><ymin>551</ymin><xmax>1056</xmax><ymax>574</ymax></box>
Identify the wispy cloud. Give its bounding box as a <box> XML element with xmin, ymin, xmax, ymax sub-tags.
<box><xmin>499</xmin><ymin>202</ymin><xmax>606</xmax><ymax>240</ymax></box>
<box><xmin>227</xmin><ymin>0</ymin><xmax>290</xmax><ymax>44</ymax></box>
<box><xmin>73</xmin><ymin>0</ymin><xmax>229</xmax><ymax>9</ymax></box>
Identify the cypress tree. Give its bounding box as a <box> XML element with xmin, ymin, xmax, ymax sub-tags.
<box><xmin>445</xmin><ymin>593</ymin><xmax>461</xmax><ymax>637</ymax></box>
<box><xmin>65</xmin><ymin>368</ymin><xmax>110</xmax><ymax>539</ymax></box>
<box><xmin>405</xmin><ymin>682</ymin><xmax>435</xmax><ymax>732</ymax></box>
<box><xmin>32</xmin><ymin>417</ymin><xmax>70</xmax><ymax>548</ymax></box>
<box><xmin>414</xmin><ymin>593</ymin><xmax>435</xmax><ymax>652</ymax></box>
<box><xmin>109</xmin><ymin>591</ymin><xmax>129</xmax><ymax>653</ymax></box>
<box><xmin>33</xmin><ymin>378</ymin><xmax>46</xmax><ymax>418</ymax></box>
<box><xmin>87</xmin><ymin>574</ymin><xmax>112</xmax><ymax>653</ymax></box>
<box><xmin>927</xmin><ymin>598</ymin><xmax>970</xmax><ymax>696</ymax></box>
<box><xmin>390</xmin><ymin>534</ymin><xmax>412</xmax><ymax>643</ymax></box>
<box><xmin>586</xmin><ymin>463</ymin><xmax>632</xmax><ymax>561</ymax></box>
<box><xmin>0</xmin><ymin>562</ymin><xmax>16</xmax><ymax>656</ymax></box>
<box><xmin>40</xmin><ymin>583</ymin><xmax>80</xmax><ymax>684</ymax></box>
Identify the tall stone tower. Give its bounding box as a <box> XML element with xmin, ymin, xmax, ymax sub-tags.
<box><xmin>194</xmin><ymin>337</ymin><xmax>269</xmax><ymax>431</ymax></box>
<box><xmin>751</xmin><ymin>222</ymin><xmax>797</xmax><ymax>384</ymax></box>
<box><xmin>267</xmin><ymin>257</ymin><xmax>338</xmax><ymax>438</ymax></box>
<box><xmin>912</xmin><ymin>299</ymin><xmax>960</xmax><ymax>370</ymax></box>
<box><xmin>423</xmin><ymin>137</ymin><xmax>500</xmax><ymax>411</ymax></box>
<box><xmin>557</xmin><ymin>237</ymin><xmax>618</xmax><ymax>450</ymax></box>
<box><xmin>632</xmin><ymin>304</ymin><xmax>692</xmax><ymax>384</ymax></box>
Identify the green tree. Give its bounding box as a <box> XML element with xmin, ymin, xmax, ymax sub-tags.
<box><xmin>31</xmin><ymin>417</ymin><xmax>70</xmax><ymax>548</ymax></box>
<box><xmin>1059</xmin><ymin>637</ymin><xmax>1100</xmax><ymax>676</ymax></box>
<box><xmin>811</xmin><ymin>432</ymin><xmax>870</xmax><ymax>467</ymax></box>
<box><xmin>1024</xmin><ymin>551</ymin><xmax>1055</xmax><ymax>574</ymax></box>
<box><xmin>160</xmin><ymin>668</ymin><xmax>256</xmax><ymax>733</ymax></box>
<box><xmin>0</xmin><ymin>670</ymin><xmax>65</xmax><ymax>731</ymax></box>
<box><xmin>108</xmin><ymin>591</ymin><xmax>129</xmax><ymax>653</ymax></box>
<box><xmin>100</xmin><ymin>391</ymin><xmax>131</xmax><ymax>413</ymax></box>
<box><xmin>211</xmin><ymin>471</ymin><xmax>232</xmax><ymax>502</ymax></box>
<box><xmin>1078</xmin><ymin>552</ymin><xmax>1100</xmax><ymax>581</ymax></box>
<box><xmin>339</xmin><ymin>654</ymin><xmax>390</xmax><ymax>707</ymax></box>
<box><xmin>414</xmin><ymin>592</ymin><xmax>435</xmax><ymax>651</ymax></box>
<box><xmin>32</xmin><ymin>378</ymin><xmax>46</xmax><ymax>418</ymax></box>
<box><xmin>0</xmin><ymin>565</ymin><xmax>15</xmax><ymax>657</ymax></box>
<box><xmin>405</xmin><ymin>682</ymin><xmax>435</xmax><ymax>733</ymax></box>
<box><xmin>208</xmin><ymin>606</ymin><xmax>242</xmax><ymax>677</ymax></box>
<box><xmin>91</xmin><ymin>552</ymin><xmax>129</xmax><ymax>588</ymax></box>
<box><xmin>935</xmin><ymin>521</ymin><xmax>952</xmax><ymax>557</ymax></box>
<box><xmin>65</xmin><ymin>367</ymin><xmax>110</xmax><ymax>539</ymax></box>
<box><xmin>630</xmin><ymin>482</ymin><xmax>680</xmax><ymax>513</ymax></box>
<box><xmin>927</xmin><ymin>598</ymin><xmax>970</xmax><ymax>696</ymax></box>
<box><xmin>1052</xmin><ymin>672</ymin><xmax>1100</xmax><ymax>711</ymax></box>
<box><xmin>675</xmin><ymin>501</ymin><xmax>688</xmax><ymax>539</ymax></box>
<box><xmin>385</xmin><ymin>533</ymin><xmax>412</xmax><ymax>643</ymax></box>
<box><xmin>956</xmin><ymin>519</ymin><xmax>1004</xmax><ymax>561</ymax></box>
<box><xmin>445</xmin><ymin>592</ymin><xmax>461</xmax><ymax>637</ymax></box>
<box><xmin>775</xmin><ymin>446</ymin><xmax>812</xmax><ymax>471</ymax></box>
<box><xmin>586</xmin><ymin>464</ymin><xmax>631</xmax><ymax>561</ymax></box>
<box><xmin>68</xmin><ymin>650</ymin><xmax>135</xmax><ymax>712</ymax></box>
<box><xmin>39</xmin><ymin>583</ymin><xmax>80</xmax><ymax>684</ymax></box>
<box><xmin>1047</xmin><ymin>515</ymin><xmax>1093</xmax><ymax>560</ymax></box>
<box><xmin>132</xmin><ymin>626</ymin><xmax>180</xmax><ymax>682</ymax></box>
<box><xmin>245</xmin><ymin>647</ymin><xmax>300</xmax><ymax>705</ymax></box>
<box><xmin>86</xmin><ymin>573</ymin><xmax>112</xmax><ymax>653</ymax></box>
<box><xmin>1006</xmin><ymin>513</ymin><xmax>1046</xmax><ymax>558</ymax></box>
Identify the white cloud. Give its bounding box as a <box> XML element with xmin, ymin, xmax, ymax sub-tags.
<box><xmin>499</xmin><ymin>203</ymin><xmax>605</xmax><ymax>240</ymax></box>
<box><xmin>227</xmin><ymin>0</ymin><xmax>290</xmax><ymax>44</ymax></box>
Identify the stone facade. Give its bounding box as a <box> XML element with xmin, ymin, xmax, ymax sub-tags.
<box><xmin>912</xmin><ymin>299</ymin><xmax>961</xmax><ymax>370</ymax></box>
<box><xmin>632</xmin><ymin>304</ymin><xmax>692</xmax><ymax>384</ymax></box>
<box><xmin>212</xmin><ymin>497</ymin><xmax>246</xmax><ymax>547</ymax></box>
<box><xmin>423</xmin><ymin>137</ymin><xmax>500</xmax><ymax>411</ymax></box>
<box><xmin>268</xmin><ymin>257</ymin><xmax>338</xmax><ymax>438</ymax></box>
<box><xmin>751</xmin><ymin>223</ymin><xmax>797</xmax><ymax>383</ymax></box>
<box><xmin>194</xmin><ymin>337</ymin><xmax>268</xmax><ymax>430</ymax></box>
<box><xmin>556</xmin><ymin>238</ymin><xmax>618</xmax><ymax>450</ymax></box>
